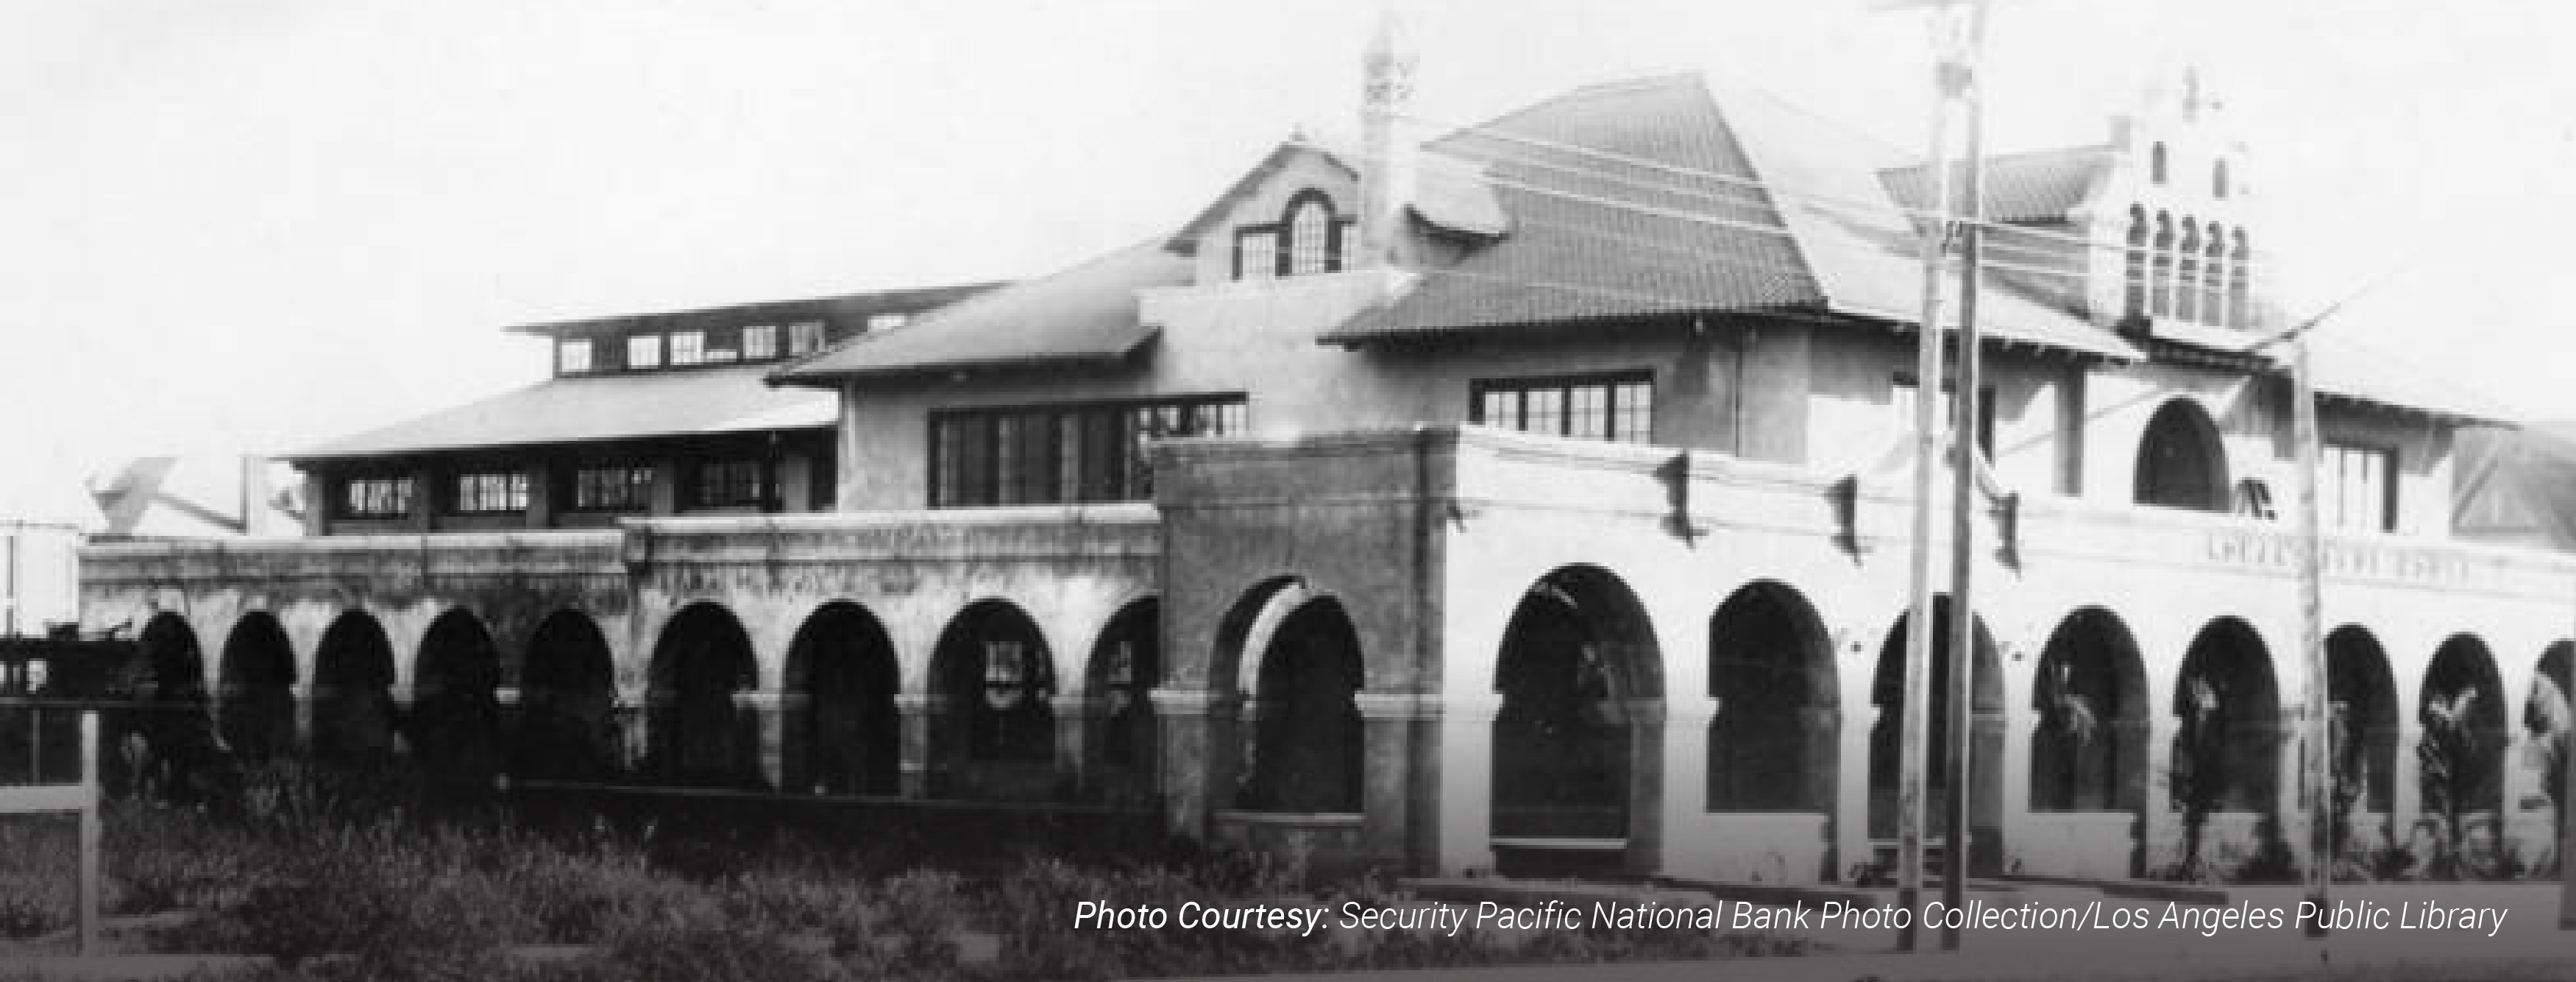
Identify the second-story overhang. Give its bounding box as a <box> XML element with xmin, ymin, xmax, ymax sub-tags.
<box><xmin>288</xmin><ymin>362</ymin><xmax>837</xmax><ymax>464</ymax></box>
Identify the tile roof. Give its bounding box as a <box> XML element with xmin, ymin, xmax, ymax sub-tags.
<box><xmin>2140</xmin><ymin>321</ymin><xmax>2517</xmax><ymax>423</ymax></box>
<box><xmin>769</xmin><ymin>239</ymin><xmax>1190</xmax><ymax>384</ymax></box>
<box><xmin>1321</xmin><ymin>73</ymin><xmax>2138</xmax><ymax>361</ymax></box>
<box><xmin>288</xmin><ymin>363</ymin><xmax>837</xmax><ymax>461</ymax></box>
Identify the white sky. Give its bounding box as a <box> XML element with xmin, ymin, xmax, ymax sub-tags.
<box><xmin>4</xmin><ymin>0</ymin><xmax>2571</xmax><ymax>523</ymax></box>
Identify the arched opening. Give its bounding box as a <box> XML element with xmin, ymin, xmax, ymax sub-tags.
<box><xmin>2171</xmin><ymin>617</ymin><xmax>2282</xmax><ymax>868</ymax></box>
<box><xmin>2421</xmin><ymin>634</ymin><xmax>2509</xmax><ymax>852</ymax></box>
<box><xmin>124</xmin><ymin>613</ymin><xmax>215</xmax><ymax>800</ymax></box>
<box><xmin>1869</xmin><ymin>597</ymin><xmax>2005</xmax><ymax>876</ymax></box>
<box><xmin>414</xmin><ymin>609</ymin><xmax>503</xmax><ymax>791</ymax></box>
<box><xmin>2135</xmin><ymin>399</ymin><xmax>2228</xmax><ymax>511</ymax></box>
<box><xmin>2149</xmin><ymin>212</ymin><xmax>2176</xmax><ymax>317</ymax></box>
<box><xmin>2151</xmin><ymin>142</ymin><xmax>2169</xmax><ymax>185</ymax></box>
<box><xmin>2213</xmin><ymin>158</ymin><xmax>2232</xmax><ymax>199</ymax></box>
<box><xmin>2176</xmin><ymin>219</ymin><xmax>2202</xmax><ymax>322</ymax></box>
<box><xmin>312</xmin><ymin>611</ymin><xmax>397</xmax><ymax>769</ymax></box>
<box><xmin>1491</xmin><ymin>566</ymin><xmax>1662</xmax><ymax>874</ymax></box>
<box><xmin>517</xmin><ymin>610</ymin><xmax>617</xmax><ymax>783</ymax></box>
<box><xmin>2121</xmin><ymin>205</ymin><xmax>2149</xmax><ymax>321</ymax></box>
<box><xmin>2227</xmin><ymin>230</ymin><xmax>2252</xmax><ymax>328</ymax></box>
<box><xmin>645</xmin><ymin>603</ymin><xmax>761</xmax><ymax>788</ymax></box>
<box><xmin>929</xmin><ymin>599</ymin><xmax>1056</xmax><ymax>799</ymax></box>
<box><xmin>2201</xmin><ymin>222</ymin><xmax>2229</xmax><ymax>323</ymax></box>
<box><xmin>1708</xmin><ymin>582</ymin><xmax>1835</xmax><ymax>813</ymax></box>
<box><xmin>2527</xmin><ymin>641</ymin><xmax>2573</xmax><ymax>861</ymax></box>
<box><xmin>784</xmin><ymin>602</ymin><xmax>900</xmax><ymax>796</ymax></box>
<box><xmin>2029</xmin><ymin>608</ymin><xmax>2149</xmax><ymax>813</ymax></box>
<box><xmin>2325</xmin><ymin>626</ymin><xmax>2398</xmax><ymax>822</ymax></box>
<box><xmin>1086</xmin><ymin>598</ymin><xmax>1162</xmax><ymax>802</ymax></box>
<box><xmin>1238</xmin><ymin>595</ymin><xmax>1364</xmax><ymax>814</ymax></box>
<box><xmin>217</xmin><ymin>612</ymin><xmax>297</xmax><ymax>764</ymax></box>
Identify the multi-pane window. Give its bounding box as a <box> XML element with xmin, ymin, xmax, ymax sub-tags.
<box><xmin>627</xmin><ymin>334</ymin><xmax>663</xmax><ymax>370</ymax></box>
<box><xmin>1233</xmin><ymin>230</ymin><xmax>1277</xmax><ymax>281</ymax></box>
<box><xmin>1287</xmin><ymin>198</ymin><xmax>1334</xmax><ymax>276</ymax></box>
<box><xmin>2322</xmin><ymin>442</ymin><xmax>2397</xmax><ymax>532</ymax></box>
<box><xmin>690</xmin><ymin>459</ymin><xmax>769</xmax><ymax>510</ymax></box>
<box><xmin>867</xmin><ymin>313</ymin><xmax>909</xmax><ymax>332</ymax></box>
<box><xmin>742</xmin><ymin>325</ymin><xmax>778</xmax><ymax>360</ymax></box>
<box><xmin>788</xmin><ymin>321</ymin><xmax>826</xmax><ymax>356</ymax></box>
<box><xmin>557</xmin><ymin>339</ymin><xmax>593</xmax><ymax>375</ymax></box>
<box><xmin>930</xmin><ymin>396</ymin><xmax>1249</xmax><ymax>507</ymax></box>
<box><xmin>338</xmin><ymin>476</ymin><xmax>414</xmax><ymax>519</ymax></box>
<box><xmin>451</xmin><ymin>470</ymin><xmax>529</xmax><ymax>515</ymax></box>
<box><xmin>571</xmin><ymin>464</ymin><xmax>656</xmax><ymax>512</ymax></box>
<box><xmin>1890</xmin><ymin>374</ymin><xmax>1997</xmax><ymax>458</ymax></box>
<box><xmin>669</xmin><ymin>331</ymin><xmax>705</xmax><ymax>367</ymax></box>
<box><xmin>1472</xmin><ymin>373</ymin><xmax>1653</xmax><ymax>444</ymax></box>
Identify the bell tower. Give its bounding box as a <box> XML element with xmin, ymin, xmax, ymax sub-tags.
<box><xmin>1356</xmin><ymin>7</ymin><xmax>1420</xmax><ymax>270</ymax></box>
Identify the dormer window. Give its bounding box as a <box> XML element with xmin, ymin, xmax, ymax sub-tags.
<box><xmin>557</xmin><ymin>339</ymin><xmax>593</xmax><ymax>375</ymax></box>
<box><xmin>1286</xmin><ymin>194</ymin><xmax>1336</xmax><ymax>275</ymax></box>
<box><xmin>669</xmin><ymin>331</ymin><xmax>705</xmax><ymax>367</ymax></box>
<box><xmin>1230</xmin><ymin>190</ymin><xmax>1347</xmax><ymax>281</ymax></box>
<box><xmin>788</xmin><ymin>321</ymin><xmax>826</xmax><ymax>356</ymax></box>
<box><xmin>627</xmin><ymin>334</ymin><xmax>663</xmax><ymax>370</ymax></box>
<box><xmin>742</xmin><ymin>325</ymin><xmax>778</xmax><ymax>360</ymax></box>
<box><xmin>1233</xmin><ymin>229</ymin><xmax>1277</xmax><ymax>281</ymax></box>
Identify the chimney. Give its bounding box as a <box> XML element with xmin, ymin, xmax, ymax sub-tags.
<box><xmin>240</xmin><ymin>455</ymin><xmax>273</xmax><ymax>536</ymax></box>
<box><xmin>1356</xmin><ymin>7</ymin><xmax>1419</xmax><ymax>269</ymax></box>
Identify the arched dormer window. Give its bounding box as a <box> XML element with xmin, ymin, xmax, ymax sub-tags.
<box><xmin>2176</xmin><ymin>219</ymin><xmax>2202</xmax><ymax>322</ymax></box>
<box><xmin>1232</xmin><ymin>189</ymin><xmax>1348</xmax><ymax>281</ymax></box>
<box><xmin>2151</xmin><ymin>143</ymin><xmax>2169</xmax><ymax>185</ymax></box>
<box><xmin>2122</xmin><ymin>205</ymin><xmax>2149</xmax><ymax>321</ymax></box>
<box><xmin>2228</xmin><ymin>230</ymin><xmax>2252</xmax><ymax>328</ymax></box>
<box><xmin>1284</xmin><ymin>191</ymin><xmax>1342</xmax><ymax>277</ymax></box>
<box><xmin>2201</xmin><ymin>223</ymin><xmax>2228</xmax><ymax>324</ymax></box>
<box><xmin>2213</xmin><ymin>159</ymin><xmax>2231</xmax><ymax>199</ymax></box>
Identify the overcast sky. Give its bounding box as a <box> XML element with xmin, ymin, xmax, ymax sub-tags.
<box><xmin>4</xmin><ymin>0</ymin><xmax>2569</xmax><ymax>523</ymax></box>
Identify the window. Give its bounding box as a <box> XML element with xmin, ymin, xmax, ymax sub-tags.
<box><xmin>571</xmin><ymin>464</ymin><xmax>656</xmax><ymax>512</ymax></box>
<box><xmin>1233</xmin><ymin>229</ymin><xmax>1277</xmax><ymax>281</ymax></box>
<box><xmin>338</xmin><ymin>476</ymin><xmax>414</xmax><ymax>519</ymax></box>
<box><xmin>2176</xmin><ymin>220</ymin><xmax>2202</xmax><ymax>323</ymax></box>
<box><xmin>627</xmin><ymin>334</ymin><xmax>663</xmax><ymax>370</ymax></box>
<box><xmin>2228</xmin><ymin>231</ymin><xmax>2252</xmax><ymax>328</ymax></box>
<box><xmin>741</xmin><ymin>325</ymin><xmax>778</xmax><ymax>360</ymax></box>
<box><xmin>669</xmin><ymin>331</ymin><xmax>705</xmax><ymax>367</ymax></box>
<box><xmin>2201</xmin><ymin>224</ymin><xmax>2229</xmax><ymax>325</ymax></box>
<box><xmin>1890</xmin><ymin>373</ymin><xmax>1996</xmax><ymax>458</ymax></box>
<box><xmin>2213</xmin><ymin>159</ymin><xmax>2232</xmax><ymax>199</ymax></box>
<box><xmin>2122</xmin><ymin>205</ymin><xmax>2148</xmax><ymax>321</ymax></box>
<box><xmin>690</xmin><ymin>459</ymin><xmax>769</xmax><ymax>510</ymax></box>
<box><xmin>788</xmin><ymin>321</ymin><xmax>826</xmax><ymax>356</ymax></box>
<box><xmin>1287</xmin><ymin>196</ymin><xmax>1334</xmax><ymax>275</ymax></box>
<box><xmin>930</xmin><ymin>395</ymin><xmax>1249</xmax><ymax>507</ymax></box>
<box><xmin>451</xmin><ymin>470</ymin><xmax>529</xmax><ymax>515</ymax></box>
<box><xmin>1232</xmin><ymin>191</ymin><xmax>1346</xmax><ymax>281</ymax></box>
<box><xmin>557</xmin><ymin>339</ymin><xmax>593</xmax><ymax>375</ymax></box>
<box><xmin>866</xmin><ymin>313</ymin><xmax>909</xmax><ymax>332</ymax></box>
<box><xmin>2322</xmin><ymin>442</ymin><xmax>2397</xmax><ymax>532</ymax></box>
<box><xmin>1472</xmin><ymin>373</ymin><xmax>1653</xmax><ymax>444</ymax></box>
<box><xmin>2149</xmin><ymin>213</ymin><xmax>2176</xmax><ymax>317</ymax></box>
<box><xmin>2151</xmin><ymin>142</ymin><xmax>2168</xmax><ymax>185</ymax></box>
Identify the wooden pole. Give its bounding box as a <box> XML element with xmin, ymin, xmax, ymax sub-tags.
<box><xmin>2291</xmin><ymin>330</ymin><xmax>2332</xmax><ymax>936</ymax></box>
<box><xmin>1942</xmin><ymin>0</ymin><xmax>1990</xmax><ymax>952</ymax></box>
<box><xmin>1896</xmin><ymin>21</ymin><xmax>1955</xmax><ymax>952</ymax></box>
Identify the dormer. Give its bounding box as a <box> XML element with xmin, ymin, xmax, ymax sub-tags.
<box><xmin>2075</xmin><ymin>67</ymin><xmax>2264</xmax><ymax>334</ymax></box>
<box><xmin>1168</xmin><ymin>144</ymin><xmax>1366</xmax><ymax>288</ymax></box>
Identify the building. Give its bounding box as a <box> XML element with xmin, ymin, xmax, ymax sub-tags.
<box><xmin>80</xmin><ymin>22</ymin><xmax>2576</xmax><ymax>886</ymax></box>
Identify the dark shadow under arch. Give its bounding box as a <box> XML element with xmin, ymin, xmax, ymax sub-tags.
<box><xmin>313</xmin><ymin>611</ymin><xmax>397</xmax><ymax>768</ymax></box>
<box><xmin>646</xmin><ymin>603</ymin><xmax>762</xmax><ymax>788</ymax></box>
<box><xmin>218</xmin><ymin>612</ymin><xmax>296</xmax><ymax>764</ymax></box>
<box><xmin>1708</xmin><ymin>581</ymin><xmax>1837</xmax><ymax>813</ymax></box>
<box><xmin>517</xmin><ymin>609</ymin><xmax>617</xmax><ymax>783</ymax></box>
<box><xmin>2135</xmin><ymin>399</ymin><xmax>2228</xmax><ymax>512</ymax></box>
<box><xmin>415</xmin><ymin>608</ymin><xmax>503</xmax><ymax>791</ymax></box>
<box><xmin>784</xmin><ymin>601</ymin><xmax>900</xmax><ymax>796</ymax></box>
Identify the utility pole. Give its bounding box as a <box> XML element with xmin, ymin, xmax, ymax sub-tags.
<box><xmin>1892</xmin><ymin>3</ymin><xmax>1957</xmax><ymax>951</ymax></box>
<box><xmin>1942</xmin><ymin>0</ymin><xmax>1993</xmax><ymax>953</ymax></box>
